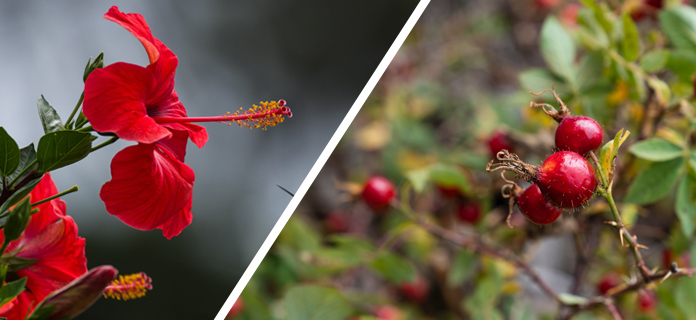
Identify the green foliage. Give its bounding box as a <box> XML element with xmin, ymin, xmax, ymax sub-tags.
<box><xmin>37</xmin><ymin>131</ymin><xmax>92</xmax><ymax>173</ymax></box>
<box><xmin>0</xmin><ymin>277</ymin><xmax>26</xmax><ymax>308</ymax></box>
<box><xmin>625</xmin><ymin>158</ymin><xmax>685</xmax><ymax>205</ymax></box>
<box><xmin>283</xmin><ymin>286</ymin><xmax>353</xmax><ymax>320</ymax></box>
<box><xmin>369</xmin><ymin>252</ymin><xmax>416</xmax><ymax>284</ymax></box>
<box><xmin>540</xmin><ymin>17</ymin><xmax>576</xmax><ymax>85</ymax></box>
<box><xmin>629</xmin><ymin>138</ymin><xmax>684</xmax><ymax>162</ymax></box>
<box><xmin>3</xmin><ymin>197</ymin><xmax>33</xmax><ymax>243</ymax></box>
<box><xmin>0</xmin><ymin>128</ymin><xmax>20</xmax><ymax>178</ymax></box>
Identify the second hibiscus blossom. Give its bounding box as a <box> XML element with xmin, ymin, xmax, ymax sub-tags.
<box><xmin>83</xmin><ymin>7</ymin><xmax>291</xmax><ymax>239</ymax></box>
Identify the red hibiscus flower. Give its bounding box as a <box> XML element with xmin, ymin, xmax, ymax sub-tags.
<box><xmin>0</xmin><ymin>174</ymin><xmax>87</xmax><ymax>320</ymax></box>
<box><xmin>83</xmin><ymin>7</ymin><xmax>291</xmax><ymax>239</ymax></box>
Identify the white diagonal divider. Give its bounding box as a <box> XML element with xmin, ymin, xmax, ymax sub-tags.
<box><xmin>214</xmin><ymin>1</ymin><xmax>431</xmax><ymax>318</ymax></box>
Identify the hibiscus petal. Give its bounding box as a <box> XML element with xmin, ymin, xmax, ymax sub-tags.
<box><xmin>158</xmin><ymin>199</ymin><xmax>193</xmax><ymax>239</ymax></box>
<box><xmin>83</xmin><ymin>62</ymin><xmax>172</xmax><ymax>144</ymax></box>
<box><xmin>15</xmin><ymin>216</ymin><xmax>87</xmax><ymax>303</ymax></box>
<box><xmin>100</xmin><ymin>144</ymin><xmax>195</xmax><ymax>237</ymax></box>
<box><xmin>105</xmin><ymin>6</ymin><xmax>178</xmax><ymax>105</ymax></box>
<box><xmin>0</xmin><ymin>204</ymin><xmax>86</xmax><ymax>320</ymax></box>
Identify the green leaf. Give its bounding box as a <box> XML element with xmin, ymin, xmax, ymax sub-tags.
<box><xmin>598</xmin><ymin>129</ymin><xmax>630</xmax><ymax>183</ymax></box>
<box><xmin>675</xmin><ymin>176</ymin><xmax>696</xmax><ymax>238</ymax></box>
<box><xmin>540</xmin><ymin>16</ymin><xmax>576</xmax><ymax>84</ymax></box>
<box><xmin>666</xmin><ymin>50</ymin><xmax>696</xmax><ymax>79</ymax></box>
<box><xmin>3</xmin><ymin>197</ymin><xmax>33</xmax><ymax>243</ymax></box>
<box><xmin>625</xmin><ymin>157</ymin><xmax>685</xmax><ymax>205</ymax></box>
<box><xmin>518</xmin><ymin>69</ymin><xmax>569</xmax><ymax>96</ymax></box>
<box><xmin>621</xmin><ymin>13</ymin><xmax>641</xmax><ymax>62</ymax></box>
<box><xmin>406</xmin><ymin>168</ymin><xmax>429</xmax><ymax>193</ymax></box>
<box><xmin>0</xmin><ymin>175</ymin><xmax>43</xmax><ymax>214</ymax></box>
<box><xmin>629</xmin><ymin>138</ymin><xmax>684</xmax><ymax>162</ymax></box>
<box><xmin>369</xmin><ymin>251</ymin><xmax>415</xmax><ymax>284</ymax></box>
<box><xmin>447</xmin><ymin>249</ymin><xmax>476</xmax><ymax>287</ymax></box>
<box><xmin>0</xmin><ymin>256</ymin><xmax>38</xmax><ymax>272</ymax></box>
<box><xmin>0</xmin><ymin>128</ymin><xmax>20</xmax><ymax>178</ymax></box>
<box><xmin>576</xmin><ymin>51</ymin><xmax>604</xmax><ymax>92</ymax></box>
<box><xmin>429</xmin><ymin>164</ymin><xmax>471</xmax><ymax>196</ymax></box>
<box><xmin>37</xmin><ymin>95</ymin><xmax>63</xmax><ymax>134</ymax></box>
<box><xmin>37</xmin><ymin>131</ymin><xmax>92</xmax><ymax>173</ymax></box>
<box><xmin>659</xmin><ymin>6</ymin><xmax>696</xmax><ymax>53</ymax></box>
<box><xmin>558</xmin><ymin>293</ymin><xmax>589</xmax><ymax>305</ymax></box>
<box><xmin>675</xmin><ymin>276</ymin><xmax>696</xmax><ymax>319</ymax></box>
<box><xmin>647</xmin><ymin>77</ymin><xmax>672</xmax><ymax>106</ymax></box>
<box><xmin>6</xmin><ymin>144</ymin><xmax>36</xmax><ymax>184</ymax></box>
<box><xmin>0</xmin><ymin>277</ymin><xmax>26</xmax><ymax>307</ymax></box>
<box><xmin>640</xmin><ymin>49</ymin><xmax>670</xmax><ymax>73</ymax></box>
<box><xmin>580</xmin><ymin>0</ymin><xmax>612</xmax><ymax>34</ymax></box>
<box><xmin>283</xmin><ymin>285</ymin><xmax>352</xmax><ymax>320</ymax></box>
<box><xmin>26</xmin><ymin>304</ymin><xmax>55</xmax><ymax>320</ymax></box>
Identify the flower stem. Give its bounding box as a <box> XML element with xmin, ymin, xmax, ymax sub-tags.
<box><xmin>65</xmin><ymin>91</ymin><xmax>85</xmax><ymax>128</ymax></box>
<box><xmin>588</xmin><ymin>151</ymin><xmax>652</xmax><ymax>282</ymax></box>
<box><xmin>77</xmin><ymin>125</ymin><xmax>93</xmax><ymax>133</ymax></box>
<box><xmin>30</xmin><ymin>185</ymin><xmax>78</xmax><ymax>208</ymax></box>
<box><xmin>91</xmin><ymin>137</ymin><xmax>119</xmax><ymax>153</ymax></box>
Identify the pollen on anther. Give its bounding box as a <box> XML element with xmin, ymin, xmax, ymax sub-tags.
<box><xmin>103</xmin><ymin>272</ymin><xmax>153</xmax><ymax>301</ymax></box>
<box><xmin>222</xmin><ymin>100</ymin><xmax>293</xmax><ymax>130</ymax></box>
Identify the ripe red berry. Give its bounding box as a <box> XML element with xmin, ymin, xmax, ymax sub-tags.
<box><xmin>362</xmin><ymin>176</ymin><xmax>396</xmax><ymax>212</ymax></box>
<box><xmin>559</xmin><ymin>3</ymin><xmax>581</xmax><ymax>27</ymax></box>
<box><xmin>555</xmin><ymin>116</ymin><xmax>603</xmax><ymax>155</ymax></box>
<box><xmin>534</xmin><ymin>0</ymin><xmax>561</xmax><ymax>10</ymax></box>
<box><xmin>398</xmin><ymin>275</ymin><xmax>429</xmax><ymax>304</ymax></box>
<box><xmin>661</xmin><ymin>248</ymin><xmax>691</xmax><ymax>270</ymax></box>
<box><xmin>536</xmin><ymin>151</ymin><xmax>598</xmax><ymax>208</ymax></box>
<box><xmin>436</xmin><ymin>183</ymin><xmax>461</xmax><ymax>198</ymax></box>
<box><xmin>373</xmin><ymin>305</ymin><xmax>403</xmax><ymax>320</ymax></box>
<box><xmin>324</xmin><ymin>212</ymin><xmax>349</xmax><ymax>233</ymax></box>
<box><xmin>225</xmin><ymin>298</ymin><xmax>245</xmax><ymax>319</ymax></box>
<box><xmin>457</xmin><ymin>203</ymin><xmax>481</xmax><ymax>224</ymax></box>
<box><xmin>516</xmin><ymin>184</ymin><xmax>562</xmax><ymax>225</ymax></box>
<box><xmin>638</xmin><ymin>290</ymin><xmax>658</xmax><ymax>312</ymax></box>
<box><xmin>597</xmin><ymin>274</ymin><xmax>621</xmax><ymax>295</ymax></box>
<box><xmin>488</xmin><ymin>131</ymin><xmax>513</xmax><ymax>157</ymax></box>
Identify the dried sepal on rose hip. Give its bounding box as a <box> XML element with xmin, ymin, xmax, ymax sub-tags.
<box><xmin>488</xmin><ymin>150</ymin><xmax>597</xmax><ymax>209</ymax></box>
<box><xmin>529</xmin><ymin>86</ymin><xmax>603</xmax><ymax>155</ymax></box>
<box><xmin>500</xmin><ymin>173</ymin><xmax>561</xmax><ymax>226</ymax></box>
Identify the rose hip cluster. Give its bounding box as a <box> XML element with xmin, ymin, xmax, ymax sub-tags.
<box><xmin>488</xmin><ymin>87</ymin><xmax>602</xmax><ymax>226</ymax></box>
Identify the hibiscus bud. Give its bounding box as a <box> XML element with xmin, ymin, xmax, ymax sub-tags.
<box><xmin>83</xmin><ymin>52</ymin><xmax>105</xmax><ymax>83</ymax></box>
<box><xmin>3</xmin><ymin>197</ymin><xmax>33</xmax><ymax>244</ymax></box>
<box><xmin>28</xmin><ymin>265</ymin><xmax>118</xmax><ymax>320</ymax></box>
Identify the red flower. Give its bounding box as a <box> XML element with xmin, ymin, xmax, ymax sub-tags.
<box><xmin>0</xmin><ymin>174</ymin><xmax>87</xmax><ymax>320</ymax></box>
<box><xmin>83</xmin><ymin>7</ymin><xmax>291</xmax><ymax>239</ymax></box>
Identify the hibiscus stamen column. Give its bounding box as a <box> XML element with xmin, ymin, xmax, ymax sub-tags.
<box><xmin>151</xmin><ymin>100</ymin><xmax>293</xmax><ymax>130</ymax></box>
<box><xmin>103</xmin><ymin>273</ymin><xmax>153</xmax><ymax>301</ymax></box>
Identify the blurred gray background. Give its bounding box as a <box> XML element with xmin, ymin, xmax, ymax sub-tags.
<box><xmin>0</xmin><ymin>1</ymin><xmax>419</xmax><ymax>318</ymax></box>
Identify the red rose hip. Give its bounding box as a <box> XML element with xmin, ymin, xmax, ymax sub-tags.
<box><xmin>516</xmin><ymin>184</ymin><xmax>562</xmax><ymax>225</ymax></box>
<box><xmin>488</xmin><ymin>130</ymin><xmax>513</xmax><ymax>157</ymax></box>
<box><xmin>457</xmin><ymin>203</ymin><xmax>481</xmax><ymax>224</ymax></box>
<box><xmin>398</xmin><ymin>275</ymin><xmax>429</xmax><ymax>304</ymax></box>
<box><xmin>362</xmin><ymin>176</ymin><xmax>396</xmax><ymax>212</ymax></box>
<box><xmin>597</xmin><ymin>274</ymin><xmax>621</xmax><ymax>295</ymax></box>
<box><xmin>536</xmin><ymin>151</ymin><xmax>597</xmax><ymax>208</ymax></box>
<box><xmin>555</xmin><ymin>116</ymin><xmax>603</xmax><ymax>155</ymax></box>
<box><xmin>225</xmin><ymin>298</ymin><xmax>245</xmax><ymax>319</ymax></box>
